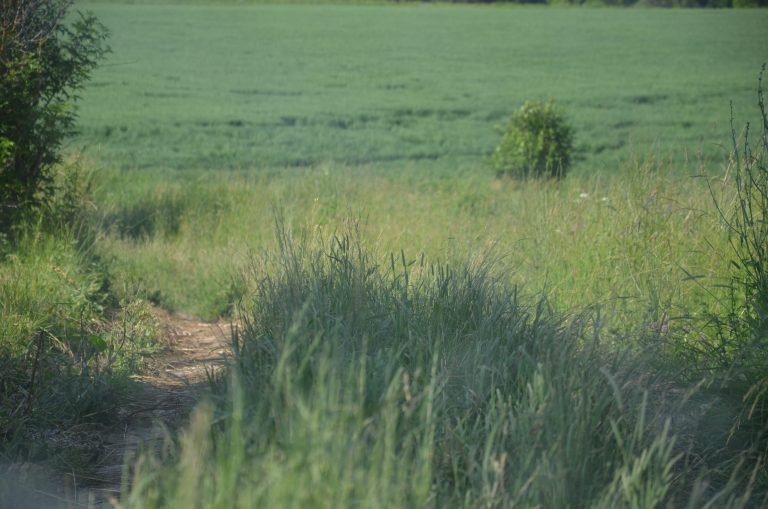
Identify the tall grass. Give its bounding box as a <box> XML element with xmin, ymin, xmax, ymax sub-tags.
<box><xmin>708</xmin><ymin>68</ymin><xmax>768</xmax><ymax>378</ymax></box>
<box><xmin>693</xmin><ymin>66</ymin><xmax>768</xmax><ymax>493</ymax></box>
<box><xmin>98</xmin><ymin>124</ymin><xmax>768</xmax><ymax>505</ymax></box>
<box><xmin>120</xmin><ymin>225</ymin><xmax>765</xmax><ymax>508</ymax></box>
<box><xmin>94</xmin><ymin>160</ymin><xmax>733</xmax><ymax>339</ymax></box>
<box><xmin>0</xmin><ymin>166</ymin><xmax>161</xmax><ymax>490</ymax></box>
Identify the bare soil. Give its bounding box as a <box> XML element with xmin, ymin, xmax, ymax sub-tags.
<box><xmin>97</xmin><ymin>310</ymin><xmax>232</xmax><ymax>497</ymax></box>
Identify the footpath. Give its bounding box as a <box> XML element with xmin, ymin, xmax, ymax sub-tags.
<box><xmin>2</xmin><ymin>311</ymin><xmax>232</xmax><ymax>509</ymax></box>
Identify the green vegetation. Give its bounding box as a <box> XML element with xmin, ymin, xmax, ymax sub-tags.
<box><xmin>3</xmin><ymin>2</ymin><xmax>768</xmax><ymax>506</ymax></box>
<box><xmin>73</xmin><ymin>5</ymin><xmax>766</xmax><ymax>174</ymax></box>
<box><xmin>0</xmin><ymin>0</ymin><xmax>109</xmax><ymax>235</ymax></box>
<box><xmin>492</xmin><ymin>100</ymin><xmax>574</xmax><ymax>179</ymax></box>
<box><xmin>94</xmin><ymin>161</ymin><xmax>725</xmax><ymax>325</ymax></box>
<box><xmin>712</xmin><ymin>88</ymin><xmax>768</xmax><ymax>380</ymax></box>
<box><xmin>96</xmin><ymin>108</ymin><xmax>768</xmax><ymax>505</ymax></box>
<box><xmin>122</xmin><ymin>221</ymin><xmax>766</xmax><ymax>507</ymax></box>
<box><xmin>0</xmin><ymin>0</ymin><xmax>158</xmax><ymax>492</ymax></box>
<box><xmin>79</xmin><ymin>0</ymin><xmax>768</xmax><ymax>7</ymax></box>
<box><xmin>118</xmin><ymin>103</ymin><xmax>768</xmax><ymax>503</ymax></box>
<box><xmin>0</xmin><ymin>163</ymin><xmax>161</xmax><ymax>482</ymax></box>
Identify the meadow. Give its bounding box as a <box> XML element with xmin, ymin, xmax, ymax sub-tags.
<box><xmin>2</xmin><ymin>3</ymin><xmax>768</xmax><ymax>507</ymax></box>
<box><xmin>75</xmin><ymin>2</ymin><xmax>768</xmax><ymax>318</ymax></box>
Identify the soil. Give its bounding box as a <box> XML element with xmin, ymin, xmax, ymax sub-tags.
<box><xmin>0</xmin><ymin>310</ymin><xmax>232</xmax><ymax>509</ymax></box>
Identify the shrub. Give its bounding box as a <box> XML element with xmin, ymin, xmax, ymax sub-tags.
<box><xmin>492</xmin><ymin>100</ymin><xmax>574</xmax><ymax>180</ymax></box>
<box><xmin>732</xmin><ymin>0</ymin><xmax>768</xmax><ymax>7</ymax></box>
<box><xmin>0</xmin><ymin>0</ymin><xmax>109</xmax><ymax>236</ymax></box>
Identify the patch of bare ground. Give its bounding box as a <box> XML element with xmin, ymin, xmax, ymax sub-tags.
<box><xmin>1</xmin><ymin>309</ymin><xmax>232</xmax><ymax>509</ymax></box>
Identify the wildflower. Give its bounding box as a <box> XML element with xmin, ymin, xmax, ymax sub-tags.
<box><xmin>648</xmin><ymin>313</ymin><xmax>670</xmax><ymax>335</ymax></box>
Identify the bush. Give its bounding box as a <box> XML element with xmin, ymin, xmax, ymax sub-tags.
<box><xmin>0</xmin><ymin>0</ymin><xmax>109</xmax><ymax>236</ymax></box>
<box><xmin>492</xmin><ymin>100</ymin><xmax>575</xmax><ymax>180</ymax></box>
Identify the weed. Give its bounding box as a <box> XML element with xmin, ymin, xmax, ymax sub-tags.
<box><xmin>701</xmin><ymin>65</ymin><xmax>768</xmax><ymax>484</ymax></box>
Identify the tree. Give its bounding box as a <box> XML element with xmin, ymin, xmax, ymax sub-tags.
<box><xmin>0</xmin><ymin>0</ymin><xmax>108</xmax><ymax>235</ymax></box>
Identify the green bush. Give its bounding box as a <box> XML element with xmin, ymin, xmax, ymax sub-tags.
<box><xmin>492</xmin><ymin>100</ymin><xmax>575</xmax><ymax>180</ymax></box>
<box><xmin>0</xmin><ymin>0</ymin><xmax>108</xmax><ymax>236</ymax></box>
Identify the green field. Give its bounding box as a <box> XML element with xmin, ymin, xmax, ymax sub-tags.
<box><xmin>74</xmin><ymin>4</ymin><xmax>767</xmax><ymax>173</ymax></box>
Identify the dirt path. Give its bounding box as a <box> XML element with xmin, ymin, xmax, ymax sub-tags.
<box><xmin>2</xmin><ymin>311</ymin><xmax>233</xmax><ymax>509</ymax></box>
<box><xmin>94</xmin><ymin>311</ymin><xmax>233</xmax><ymax>503</ymax></box>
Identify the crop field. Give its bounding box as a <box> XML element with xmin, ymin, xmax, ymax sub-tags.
<box><xmin>74</xmin><ymin>4</ymin><xmax>767</xmax><ymax>173</ymax></box>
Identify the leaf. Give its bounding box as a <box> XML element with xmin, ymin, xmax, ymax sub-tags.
<box><xmin>88</xmin><ymin>334</ymin><xmax>108</xmax><ymax>352</ymax></box>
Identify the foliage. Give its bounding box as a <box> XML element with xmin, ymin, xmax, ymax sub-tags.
<box><xmin>92</xmin><ymin>158</ymin><xmax>728</xmax><ymax>331</ymax></box>
<box><xmin>682</xmin><ymin>68</ymin><xmax>768</xmax><ymax>377</ymax></box>
<box><xmin>1</xmin><ymin>3</ymin><xmax>765</xmax><ymax>503</ymax></box>
<box><xmin>0</xmin><ymin>159</ymin><xmax>158</xmax><ymax>479</ymax></box>
<box><xmin>492</xmin><ymin>100</ymin><xmax>575</xmax><ymax>180</ymax></box>
<box><xmin>457</xmin><ymin>0</ymin><xmax>764</xmax><ymax>4</ymax></box>
<box><xmin>713</xmin><ymin>67</ymin><xmax>768</xmax><ymax>378</ymax></box>
<box><xmin>78</xmin><ymin>0</ymin><xmax>768</xmax><ymax>6</ymax></box>
<box><xmin>0</xmin><ymin>0</ymin><xmax>108</xmax><ymax>235</ymax></box>
<box><xmin>731</xmin><ymin>0</ymin><xmax>768</xmax><ymax>6</ymax></box>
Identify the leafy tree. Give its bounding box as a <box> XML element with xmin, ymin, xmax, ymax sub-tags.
<box><xmin>0</xmin><ymin>0</ymin><xmax>108</xmax><ymax>235</ymax></box>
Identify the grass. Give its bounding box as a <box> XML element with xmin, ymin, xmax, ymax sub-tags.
<box><xmin>120</xmin><ymin>223</ymin><xmax>765</xmax><ymax>508</ymax></box>
<box><xmin>91</xmin><ymin>152</ymin><xmax>768</xmax><ymax>506</ymax></box>
<box><xmin>0</xmin><ymin>232</ymin><xmax>158</xmax><ymax>451</ymax></box>
<box><xmin>0</xmin><ymin>168</ymin><xmax>161</xmax><ymax>498</ymax></box>
<box><xmin>4</xmin><ymin>3</ymin><xmax>768</xmax><ymax>506</ymax></box>
<box><xmin>73</xmin><ymin>4</ymin><xmax>767</xmax><ymax>173</ymax></box>
<box><xmin>94</xmin><ymin>160</ymin><xmax>734</xmax><ymax>336</ymax></box>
